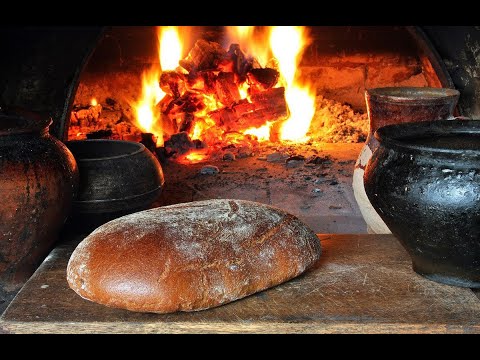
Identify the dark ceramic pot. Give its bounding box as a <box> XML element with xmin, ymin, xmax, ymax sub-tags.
<box><xmin>353</xmin><ymin>87</ymin><xmax>460</xmax><ymax>234</ymax></box>
<box><xmin>65</xmin><ymin>139</ymin><xmax>165</xmax><ymax>231</ymax></box>
<box><xmin>364</xmin><ymin>119</ymin><xmax>480</xmax><ymax>288</ymax></box>
<box><xmin>0</xmin><ymin>114</ymin><xmax>79</xmax><ymax>295</ymax></box>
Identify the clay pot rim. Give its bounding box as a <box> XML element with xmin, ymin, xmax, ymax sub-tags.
<box><xmin>366</xmin><ymin>87</ymin><xmax>460</xmax><ymax>105</ymax></box>
<box><xmin>65</xmin><ymin>139</ymin><xmax>145</xmax><ymax>162</ymax></box>
<box><xmin>0</xmin><ymin>114</ymin><xmax>52</xmax><ymax>136</ymax></box>
<box><xmin>374</xmin><ymin>119</ymin><xmax>480</xmax><ymax>156</ymax></box>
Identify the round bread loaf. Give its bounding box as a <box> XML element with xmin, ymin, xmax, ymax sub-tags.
<box><xmin>67</xmin><ymin>199</ymin><xmax>321</xmax><ymax>313</ymax></box>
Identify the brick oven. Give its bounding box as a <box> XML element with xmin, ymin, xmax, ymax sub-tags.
<box><xmin>1</xmin><ymin>26</ymin><xmax>479</xmax><ymax>331</ymax></box>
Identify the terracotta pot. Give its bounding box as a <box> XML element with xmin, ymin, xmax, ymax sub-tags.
<box><xmin>364</xmin><ymin>119</ymin><xmax>480</xmax><ymax>288</ymax></box>
<box><xmin>352</xmin><ymin>87</ymin><xmax>460</xmax><ymax>234</ymax></box>
<box><xmin>0</xmin><ymin>114</ymin><xmax>79</xmax><ymax>295</ymax></box>
<box><xmin>65</xmin><ymin>139</ymin><xmax>165</xmax><ymax>232</ymax></box>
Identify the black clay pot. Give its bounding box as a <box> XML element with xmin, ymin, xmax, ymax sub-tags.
<box><xmin>364</xmin><ymin>119</ymin><xmax>480</xmax><ymax>288</ymax></box>
<box><xmin>65</xmin><ymin>139</ymin><xmax>165</xmax><ymax>232</ymax></box>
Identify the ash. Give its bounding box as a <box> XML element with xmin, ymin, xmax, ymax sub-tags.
<box><xmin>68</xmin><ymin>93</ymin><xmax>368</xmax><ymax>145</ymax></box>
<box><xmin>155</xmin><ymin>141</ymin><xmax>367</xmax><ymax>235</ymax></box>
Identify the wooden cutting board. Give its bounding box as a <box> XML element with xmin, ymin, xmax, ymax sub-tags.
<box><xmin>1</xmin><ymin>233</ymin><xmax>480</xmax><ymax>334</ymax></box>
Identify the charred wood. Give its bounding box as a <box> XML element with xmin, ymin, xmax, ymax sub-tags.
<box><xmin>246</xmin><ymin>68</ymin><xmax>280</xmax><ymax>94</ymax></box>
<box><xmin>209</xmin><ymin>87</ymin><xmax>288</xmax><ymax>132</ymax></box>
<box><xmin>179</xmin><ymin>39</ymin><xmax>228</xmax><ymax>73</ymax></box>
<box><xmin>160</xmin><ymin>71</ymin><xmax>186</xmax><ymax>99</ymax></box>
<box><xmin>215</xmin><ymin>72</ymin><xmax>241</xmax><ymax>107</ymax></box>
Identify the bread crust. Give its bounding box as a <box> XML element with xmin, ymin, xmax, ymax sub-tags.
<box><xmin>67</xmin><ymin>199</ymin><xmax>321</xmax><ymax>313</ymax></box>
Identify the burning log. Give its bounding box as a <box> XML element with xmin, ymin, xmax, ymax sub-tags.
<box><xmin>179</xmin><ymin>39</ymin><xmax>228</xmax><ymax>73</ymax></box>
<box><xmin>160</xmin><ymin>71</ymin><xmax>186</xmax><ymax>99</ymax></box>
<box><xmin>246</xmin><ymin>68</ymin><xmax>280</xmax><ymax>95</ymax></box>
<box><xmin>161</xmin><ymin>91</ymin><xmax>205</xmax><ymax>135</ymax></box>
<box><xmin>188</xmin><ymin>70</ymin><xmax>217</xmax><ymax>94</ymax></box>
<box><xmin>215</xmin><ymin>72</ymin><xmax>241</xmax><ymax>107</ymax></box>
<box><xmin>209</xmin><ymin>87</ymin><xmax>288</xmax><ymax>132</ymax></box>
<box><xmin>226</xmin><ymin>44</ymin><xmax>261</xmax><ymax>81</ymax></box>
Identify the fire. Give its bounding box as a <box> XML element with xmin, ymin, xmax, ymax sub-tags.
<box><xmin>244</xmin><ymin>122</ymin><xmax>273</xmax><ymax>142</ymax></box>
<box><xmin>269</xmin><ymin>26</ymin><xmax>315</xmax><ymax>142</ymax></box>
<box><xmin>158</xmin><ymin>26</ymin><xmax>183</xmax><ymax>71</ymax></box>
<box><xmin>132</xmin><ymin>26</ymin><xmax>186</xmax><ymax>146</ymax></box>
<box><xmin>134</xmin><ymin>25</ymin><xmax>315</xmax><ymax>155</ymax></box>
<box><xmin>133</xmin><ymin>67</ymin><xmax>165</xmax><ymax>146</ymax></box>
<box><xmin>90</xmin><ymin>98</ymin><xmax>98</xmax><ymax>106</ymax></box>
<box><xmin>225</xmin><ymin>26</ymin><xmax>271</xmax><ymax>67</ymax></box>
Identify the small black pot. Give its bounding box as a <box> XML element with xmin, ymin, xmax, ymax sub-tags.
<box><xmin>364</xmin><ymin>119</ymin><xmax>480</xmax><ymax>288</ymax></box>
<box><xmin>65</xmin><ymin>139</ymin><xmax>165</xmax><ymax>232</ymax></box>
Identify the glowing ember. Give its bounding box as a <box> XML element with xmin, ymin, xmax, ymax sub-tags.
<box><xmin>180</xmin><ymin>150</ymin><xmax>208</xmax><ymax>164</ymax></box>
<box><xmin>90</xmin><ymin>98</ymin><xmax>98</xmax><ymax>106</ymax></box>
<box><xmin>244</xmin><ymin>122</ymin><xmax>273</xmax><ymax>142</ymax></box>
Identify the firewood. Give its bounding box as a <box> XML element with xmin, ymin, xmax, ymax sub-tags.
<box><xmin>209</xmin><ymin>87</ymin><xmax>288</xmax><ymax>132</ymax></box>
<box><xmin>163</xmin><ymin>91</ymin><xmax>205</xmax><ymax>116</ymax></box>
<box><xmin>215</xmin><ymin>72</ymin><xmax>241</xmax><ymax>107</ymax></box>
<box><xmin>246</xmin><ymin>68</ymin><xmax>280</xmax><ymax>94</ymax></box>
<box><xmin>167</xmin><ymin>112</ymin><xmax>195</xmax><ymax>134</ymax></box>
<box><xmin>179</xmin><ymin>39</ymin><xmax>227</xmax><ymax>73</ymax></box>
<box><xmin>160</xmin><ymin>71</ymin><xmax>186</xmax><ymax>99</ymax></box>
<box><xmin>187</xmin><ymin>70</ymin><xmax>217</xmax><ymax>94</ymax></box>
<box><xmin>227</xmin><ymin>44</ymin><xmax>261</xmax><ymax>81</ymax></box>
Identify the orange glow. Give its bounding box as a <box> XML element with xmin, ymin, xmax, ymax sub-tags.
<box><xmin>90</xmin><ymin>98</ymin><xmax>98</xmax><ymax>106</ymax></box>
<box><xmin>269</xmin><ymin>26</ymin><xmax>316</xmax><ymax>142</ymax></box>
<box><xmin>158</xmin><ymin>26</ymin><xmax>183</xmax><ymax>71</ymax></box>
<box><xmin>243</xmin><ymin>122</ymin><xmax>273</xmax><ymax>142</ymax></box>
<box><xmin>185</xmin><ymin>151</ymin><xmax>207</xmax><ymax>163</ymax></box>
<box><xmin>176</xmin><ymin>149</ymin><xmax>209</xmax><ymax>164</ymax></box>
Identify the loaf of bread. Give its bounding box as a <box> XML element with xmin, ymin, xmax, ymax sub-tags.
<box><xmin>67</xmin><ymin>199</ymin><xmax>321</xmax><ymax>313</ymax></box>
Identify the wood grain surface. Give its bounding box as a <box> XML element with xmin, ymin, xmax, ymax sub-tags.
<box><xmin>1</xmin><ymin>233</ymin><xmax>479</xmax><ymax>334</ymax></box>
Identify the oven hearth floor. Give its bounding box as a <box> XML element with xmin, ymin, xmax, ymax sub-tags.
<box><xmin>154</xmin><ymin>142</ymin><xmax>367</xmax><ymax>234</ymax></box>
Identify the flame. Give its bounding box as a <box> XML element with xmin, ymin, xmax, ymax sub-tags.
<box><xmin>132</xmin><ymin>67</ymin><xmax>165</xmax><ymax>146</ymax></box>
<box><xmin>90</xmin><ymin>98</ymin><xmax>98</xmax><ymax>106</ymax></box>
<box><xmin>269</xmin><ymin>26</ymin><xmax>315</xmax><ymax>142</ymax></box>
<box><xmin>158</xmin><ymin>26</ymin><xmax>183</xmax><ymax>71</ymax></box>
<box><xmin>225</xmin><ymin>26</ymin><xmax>271</xmax><ymax>67</ymax></box>
<box><xmin>132</xmin><ymin>27</ymin><xmax>187</xmax><ymax>147</ymax></box>
<box><xmin>132</xmin><ymin>26</ymin><xmax>315</xmax><ymax>156</ymax></box>
<box><xmin>244</xmin><ymin>122</ymin><xmax>273</xmax><ymax>142</ymax></box>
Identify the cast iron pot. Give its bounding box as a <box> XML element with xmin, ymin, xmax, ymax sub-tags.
<box><xmin>364</xmin><ymin>119</ymin><xmax>480</xmax><ymax>288</ymax></box>
<box><xmin>65</xmin><ymin>139</ymin><xmax>165</xmax><ymax>231</ymax></box>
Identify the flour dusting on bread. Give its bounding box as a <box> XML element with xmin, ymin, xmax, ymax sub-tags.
<box><xmin>67</xmin><ymin>199</ymin><xmax>321</xmax><ymax>313</ymax></box>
